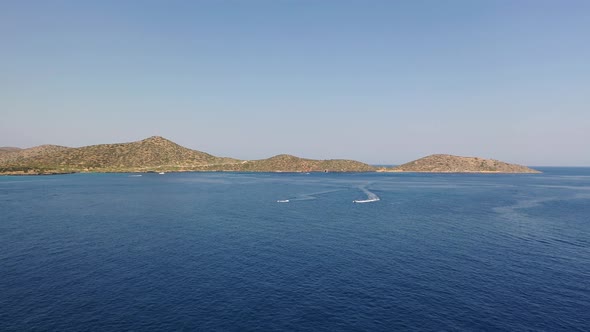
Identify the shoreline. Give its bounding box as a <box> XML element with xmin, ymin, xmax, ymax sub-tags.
<box><xmin>1</xmin><ymin>169</ymin><xmax>543</xmax><ymax>176</ymax></box>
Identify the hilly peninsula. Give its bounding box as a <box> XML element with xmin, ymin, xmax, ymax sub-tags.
<box><xmin>383</xmin><ymin>154</ymin><xmax>540</xmax><ymax>173</ymax></box>
<box><xmin>0</xmin><ymin>136</ymin><xmax>375</xmax><ymax>175</ymax></box>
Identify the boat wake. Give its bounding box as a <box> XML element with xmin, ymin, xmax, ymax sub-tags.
<box><xmin>277</xmin><ymin>189</ymin><xmax>342</xmax><ymax>203</ymax></box>
<box><xmin>353</xmin><ymin>185</ymin><xmax>380</xmax><ymax>203</ymax></box>
<box><xmin>276</xmin><ymin>185</ymin><xmax>381</xmax><ymax>204</ymax></box>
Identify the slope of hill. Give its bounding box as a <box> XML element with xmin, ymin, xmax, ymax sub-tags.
<box><xmin>0</xmin><ymin>147</ymin><xmax>21</xmax><ymax>160</ymax></box>
<box><xmin>385</xmin><ymin>154</ymin><xmax>540</xmax><ymax>173</ymax></box>
<box><xmin>0</xmin><ymin>137</ymin><xmax>374</xmax><ymax>174</ymax></box>
<box><xmin>54</xmin><ymin>136</ymin><xmax>237</xmax><ymax>169</ymax></box>
<box><xmin>202</xmin><ymin>154</ymin><xmax>376</xmax><ymax>172</ymax></box>
<box><xmin>0</xmin><ymin>145</ymin><xmax>71</xmax><ymax>163</ymax></box>
<box><xmin>0</xmin><ymin>147</ymin><xmax>22</xmax><ymax>153</ymax></box>
<box><xmin>0</xmin><ymin>137</ymin><xmax>239</xmax><ymax>174</ymax></box>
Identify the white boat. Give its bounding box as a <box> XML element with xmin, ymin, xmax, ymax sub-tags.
<box><xmin>353</xmin><ymin>198</ymin><xmax>380</xmax><ymax>203</ymax></box>
<box><xmin>158</xmin><ymin>172</ymin><xmax>165</xmax><ymax>175</ymax></box>
<box><xmin>277</xmin><ymin>200</ymin><xmax>290</xmax><ymax>203</ymax></box>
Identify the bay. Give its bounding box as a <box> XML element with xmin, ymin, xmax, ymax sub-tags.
<box><xmin>1</xmin><ymin>169</ymin><xmax>589</xmax><ymax>331</ymax></box>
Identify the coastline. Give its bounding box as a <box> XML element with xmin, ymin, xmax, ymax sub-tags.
<box><xmin>1</xmin><ymin>169</ymin><xmax>543</xmax><ymax>176</ymax></box>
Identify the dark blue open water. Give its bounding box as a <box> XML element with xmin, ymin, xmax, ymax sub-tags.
<box><xmin>1</xmin><ymin>169</ymin><xmax>589</xmax><ymax>331</ymax></box>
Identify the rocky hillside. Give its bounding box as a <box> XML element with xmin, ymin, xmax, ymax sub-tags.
<box><xmin>0</xmin><ymin>137</ymin><xmax>239</xmax><ymax>174</ymax></box>
<box><xmin>205</xmin><ymin>154</ymin><xmax>376</xmax><ymax>172</ymax></box>
<box><xmin>0</xmin><ymin>147</ymin><xmax>21</xmax><ymax>160</ymax></box>
<box><xmin>0</xmin><ymin>145</ymin><xmax>71</xmax><ymax>163</ymax></box>
<box><xmin>386</xmin><ymin>154</ymin><xmax>540</xmax><ymax>173</ymax></box>
<box><xmin>0</xmin><ymin>137</ymin><xmax>374</xmax><ymax>174</ymax></box>
<box><xmin>0</xmin><ymin>147</ymin><xmax>22</xmax><ymax>154</ymax></box>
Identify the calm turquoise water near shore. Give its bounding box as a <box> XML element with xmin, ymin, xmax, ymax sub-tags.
<box><xmin>1</xmin><ymin>168</ymin><xmax>589</xmax><ymax>331</ymax></box>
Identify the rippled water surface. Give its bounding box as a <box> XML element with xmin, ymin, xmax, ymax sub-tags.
<box><xmin>1</xmin><ymin>169</ymin><xmax>589</xmax><ymax>331</ymax></box>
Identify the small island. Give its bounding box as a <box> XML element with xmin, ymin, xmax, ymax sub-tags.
<box><xmin>381</xmin><ymin>154</ymin><xmax>540</xmax><ymax>173</ymax></box>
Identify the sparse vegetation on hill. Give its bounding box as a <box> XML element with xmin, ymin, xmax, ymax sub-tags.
<box><xmin>384</xmin><ymin>154</ymin><xmax>540</xmax><ymax>173</ymax></box>
<box><xmin>0</xmin><ymin>147</ymin><xmax>22</xmax><ymax>154</ymax></box>
<box><xmin>203</xmin><ymin>154</ymin><xmax>376</xmax><ymax>172</ymax></box>
<box><xmin>0</xmin><ymin>145</ymin><xmax>70</xmax><ymax>162</ymax></box>
<box><xmin>0</xmin><ymin>136</ymin><xmax>374</xmax><ymax>174</ymax></box>
<box><xmin>0</xmin><ymin>138</ymin><xmax>541</xmax><ymax>175</ymax></box>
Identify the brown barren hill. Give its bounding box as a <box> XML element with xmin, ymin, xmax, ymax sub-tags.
<box><xmin>0</xmin><ymin>147</ymin><xmax>22</xmax><ymax>160</ymax></box>
<box><xmin>0</xmin><ymin>136</ymin><xmax>239</xmax><ymax>174</ymax></box>
<box><xmin>0</xmin><ymin>145</ymin><xmax>71</xmax><ymax>163</ymax></box>
<box><xmin>386</xmin><ymin>154</ymin><xmax>540</xmax><ymax>173</ymax></box>
<box><xmin>208</xmin><ymin>154</ymin><xmax>376</xmax><ymax>172</ymax></box>
<box><xmin>0</xmin><ymin>136</ymin><xmax>374</xmax><ymax>174</ymax></box>
<box><xmin>0</xmin><ymin>147</ymin><xmax>22</xmax><ymax>154</ymax></box>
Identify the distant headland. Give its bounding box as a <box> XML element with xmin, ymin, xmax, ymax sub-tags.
<box><xmin>379</xmin><ymin>154</ymin><xmax>540</xmax><ymax>174</ymax></box>
<box><xmin>0</xmin><ymin>136</ymin><xmax>540</xmax><ymax>175</ymax></box>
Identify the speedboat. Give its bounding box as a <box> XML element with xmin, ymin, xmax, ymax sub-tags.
<box><xmin>353</xmin><ymin>198</ymin><xmax>380</xmax><ymax>203</ymax></box>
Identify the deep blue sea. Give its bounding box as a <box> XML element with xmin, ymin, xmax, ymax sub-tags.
<box><xmin>1</xmin><ymin>169</ymin><xmax>589</xmax><ymax>331</ymax></box>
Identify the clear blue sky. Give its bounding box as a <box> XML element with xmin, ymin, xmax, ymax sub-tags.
<box><xmin>1</xmin><ymin>1</ymin><xmax>589</xmax><ymax>165</ymax></box>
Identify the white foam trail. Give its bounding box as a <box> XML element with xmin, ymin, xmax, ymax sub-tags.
<box><xmin>278</xmin><ymin>189</ymin><xmax>342</xmax><ymax>202</ymax></box>
<box><xmin>354</xmin><ymin>186</ymin><xmax>380</xmax><ymax>203</ymax></box>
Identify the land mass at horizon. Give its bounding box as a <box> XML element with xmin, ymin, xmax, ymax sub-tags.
<box><xmin>383</xmin><ymin>154</ymin><xmax>541</xmax><ymax>174</ymax></box>
<box><xmin>0</xmin><ymin>136</ymin><xmax>540</xmax><ymax>175</ymax></box>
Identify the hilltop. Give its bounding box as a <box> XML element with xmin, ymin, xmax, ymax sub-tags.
<box><xmin>384</xmin><ymin>154</ymin><xmax>540</xmax><ymax>173</ymax></box>
<box><xmin>0</xmin><ymin>136</ymin><xmax>375</xmax><ymax>174</ymax></box>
